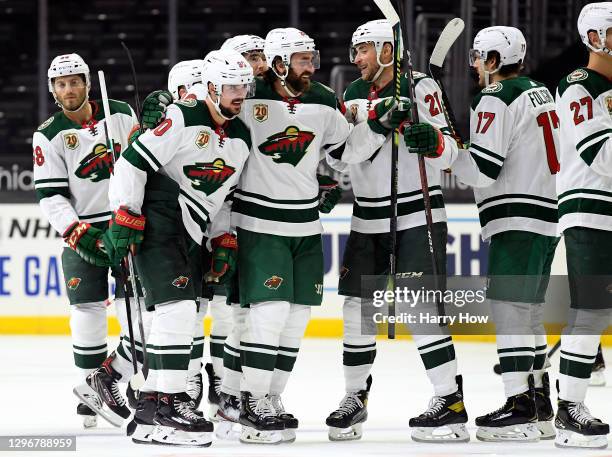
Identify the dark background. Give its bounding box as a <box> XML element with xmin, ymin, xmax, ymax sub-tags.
<box><xmin>0</xmin><ymin>0</ymin><xmax>592</xmax><ymax>203</ymax></box>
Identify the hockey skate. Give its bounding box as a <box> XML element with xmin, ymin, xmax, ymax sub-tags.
<box><xmin>534</xmin><ymin>373</ymin><xmax>555</xmax><ymax>439</ymax></box>
<box><xmin>409</xmin><ymin>375</ymin><xmax>470</xmax><ymax>443</ymax></box>
<box><xmin>214</xmin><ymin>391</ymin><xmax>241</xmax><ymax>440</ymax></box>
<box><xmin>239</xmin><ymin>392</ymin><xmax>285</xmax><ymax>444</ymax></box>
<box><xmin>151</xmin><ymin>392</ymin><xmax>213</xmax><ymax>447</ymax></box>
<box><xmin>589</xmin><ymin>345</ymin><xmax>606</xmax><ymax>387</ymax></box>
<box><xmin>126</xmin><ymin>382</ymin><xmax>137</xmax><ymax>409</ymax></box>
<box><xmin>326</xmin><ymin>375</ymin><xmax>372</xmax><ymax>441</ymax></box>
<box><xmin>555</xmin><ymin>400</ymin><xmax>609</xmax><ymax>449</ymax></box>
<box><xmin>269</xmin><ymin>394</ymin><xmax>298</xmax><ymax>443</ymax></box>
<box><xmin>186</xmin><ymin>372</ymin><xmax>204</xmax><ymax>410</ymax></box>
<box><xmin>204</xmin><ymin>363</ymin><xmax>221</xmax><ymax>419</ymax></box>
<box><xmin>73</xmin><ymin>353</ymin><xmax>131</xmax><ymax>427</ymax></box>
<box><xmin>77</xmin><ymin>402</ymin><xmax>97</xmax><ymax>429</ymax></box>
<box><xmin>475</xmin><ymin>375</ymin><xmax>539</xmax><ymax>442</ymax></box>
<box><xmin>127</xmin><ymin>391</ymin><xmax>158</xmax><ymax>445</ymax></box>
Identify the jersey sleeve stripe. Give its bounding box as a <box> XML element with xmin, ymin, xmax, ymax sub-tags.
<box><xmin>575</xmin><ymin>128</ymin><xmax>612</xmax><ymax>152</ymax></box>
<box><xmin>469</xmin><ymin>151</ymin><xmax>502</xmax><ymax>180</ymax></box>
<box><xmin>179</xmin><ymin>189</ymin><xmax>211</xmax><ymax>223</ymax></box>
<box><xmin>34</xmin><ymin>178</ymin><xmax>69</xmax><ymax>189</ymax></box>
<box><xmin>470</xmin><ymin>143</ymin><xmax>505</xmax><ymax>163</ymax></box>
<box><xmin>133</xmin><ymin>140</ymin><xmax>162</xmax><ymax>170</ymax></box>
<box><xmin>35</xmin><ymin>187</ymin><xmax>70</xmax><ymax>201</ymax></box>
<box><xmin>579</xmin><ymin>137</ymin><xmax>608</xmax><ymax>166</ymax></box>
<box><xmin>122</xmin><ymin>146</ymin><xmax>155</xmax><ymax>173</ymax></box>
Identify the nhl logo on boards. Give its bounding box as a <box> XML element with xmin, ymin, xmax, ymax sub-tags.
<box><xmin>64</xmin><ymin>133</ymin><xmax>79</xmax><ymax>150</ymax></box>
<box><xmin>253</xmin><ymin>103</ymin><xmax>268</xmax><ymax>122</ymax></box>
<box><xmin>195</xmin><ymin>129</ymin><xmax>211</xmax><ymax>149</ymax></box>
<box><xmin>567</xmin><ymin>69</ymin><xmax>588</xmax><ymax>83</ymax></box>
<box><xmin>172</xmin><ymin>276</ymin><xmax>189</xmax><ymax>289</ymax></box>
<box><xmin>264</xmin><ymin>275</ymin><xmax>283</xmax><ymax>290</ymax></box>
<box><xmin>67</xmin><ymin>277</ymin><xmax>82</xmax><ymax>290</ymax></box>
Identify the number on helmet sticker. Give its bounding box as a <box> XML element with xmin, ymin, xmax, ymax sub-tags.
<box><xmin>153</xmin><ymin>118</ymin><xmax>172</xmax><ymax>136</ymax></box>
<box><xmin>34</xmin><ymin>145</ymin><xmax>45</xmax><ymax>166</ymax></box>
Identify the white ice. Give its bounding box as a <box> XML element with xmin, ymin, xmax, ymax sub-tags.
<box><xmin>1</xmin><ymin>336</ymin><xmax>610</xmax><ymax>457</ymax></box>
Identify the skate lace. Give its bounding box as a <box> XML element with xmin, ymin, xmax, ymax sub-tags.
<box><xmin>336</xmin><ymin>393</ymin><xmax>363</xmax><ymax>415</ymax></box>
<box><xmin>111</xmin><ymin>381</ymin><xmax>126</xmax><ymax>407</ymax></box>
<box><xmin>569</xmin><ymin>402</ymin><xmax>596</xmax><ymax>424</ymax></box>
<box><xmin>421</xmin><ymin>396</ymin><xmax>445</xmax><ymax>417</ymax></box>
<box><xmin>250</xmin><ymin>396</ymin><xmax>277</xmax><ymax>418</ymax></box>
<box><xmin>213</xmin><ymin>375</ymin><xmax>222</xmax><ymax>396</ymax></box>
<box><xmin>175</xmin><ymin>397</ymin><xmax>201</xmax><ymax>421</ymax></box>
<box><xmin>186</xmin><ymin>374</ymin><xmax>202</xmax><ymax>400</ymax></box>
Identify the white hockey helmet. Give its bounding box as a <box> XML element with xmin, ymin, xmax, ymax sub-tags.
<box><xmin>264</xmin><ymin>27</ymin><xmax>320</xmax><ymax>71</ymax></box>
<box><xmin>470</xmin><ymin>26</ymin><xmax>526</xmax><ymax>85</ymax></box>
<box><xmin>47</xmin><ymin>53</ymin><xmax>91</xmax><ymax>111</ymax></box>
<box><xmin>350</xmin><ymin>19</ymin><xmax>400</xmax><ymax>81</ymax></box>
<box><xmin>168</xmin><ymin>59</ymin><xmax>203</xmax><ymax>100</ymax></box>
<box><xmin>201</xmin><ymin>49</ymin><xmax>255</xmax><ymax>119</ymax></box>
<box><xmin>577</xmin><ymin>2</ymin><xmax>612</xmax><ymax>55</ymax></box>
<box><xmin>221</xmin><ymin>34</ymin><xmax>265</xmax><ymax>54</ymax></box>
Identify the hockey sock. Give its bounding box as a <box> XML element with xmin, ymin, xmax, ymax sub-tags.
<box><xmin>270</xmin><ymin>304</ymin><xmax>311</xmax><ymax>395</ymax></box>
<box><xmin>342</xmin><ymin>296</ymin><xmax>377</xmax><ymax>392</ymax></box>
<box><xmin>209</xmin><ymin>295</ymin><xmax>232</xmax><ymax>376</ymax></box>
<box><xmin>187</xmin><ymin>300</ymin><xmax>208</xmax><ymax>377</ymax></box>
<box><xmin>413</xmin><ymin>334</ymin><xmax>458</xmax><ymax>396</ymax></box>
<box><xmin>240</xmin><ymin>301</ymin><xmax>290</xmax><ymax>397</ymax></box>
<box><xmin>146</xmin><ymin>300</ymin><xmax>197</xmax><ymax>394</ymax></box>
<box><xmin>221</xmin><ymin>303</ymin><xmax>247</xmax><ymax>397</ymax></box>
<box><xmin>531</xmin><ymin>303</ymin><xmax>547</xmax><ymax>388</ymax></box>
<box><xmin>113</xmin><ymin>298</ymin><xmax>153</xmax><ymax>379</ymax></box>
<box><xmin>70</xmin><ymin>301</ymin><xmax>108</xmax><ymax>380</ymax></box>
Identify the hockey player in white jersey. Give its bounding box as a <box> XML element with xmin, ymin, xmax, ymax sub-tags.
<box><xmin>33</xmin><ymin>53</ymin><xmax>143</xmax><ymax>428</ymax></box>
<box><xmin>410</xmin><ymin>26</ymin><xmax>560</xmax><ymax>442</ymax></box>
<box><xmin>231</xmin><ymin>28</ymin><xmax>348</xmax><ymax>444</ymax></box>
<box><xmin>552</xmin><ymin>2</ymin><xmax>612</xmax><ymax>448</ymax></box>
<box><xmin>325</xmin><ymin>19</ymin><xmax>469</xmax><ymax>443</ymax></box>
<box><xmin>96</xmin><ymin>49</ymin><xmax>253</xmax><ymax>447</ymax></box>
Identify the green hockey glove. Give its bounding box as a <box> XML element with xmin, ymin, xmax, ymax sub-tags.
<box><xmin>205</xmin><ymin>233</ymin><xmax>238</xmax><ymax>285</ymax></box>
<box><xmin>367</xmin><ymin>97</ymin><xmax>412</xmax><ymax>135</ymax></box>
<box><xmin>141</xmin><ymin>90</ymin><xmax>173</xmax><ymax>129</ymax></box>
<box><xmin>317</xmin><ymin>174</ymin><xmax>342</xmax><ymax>214</ymax></box>
<box><xmin>104</xmin><ymin>207</ymin><xmax>146</xmax><ymax>259</ymax></box>
<box><xmin>63</xmin><ymin>221</ymin><xmax>112</xmax><ymax>267</ymax></box>
<box><xmin>403</xmin><ymin>123</ymin><xmax>445</xmax><ymax>158</ymax></box>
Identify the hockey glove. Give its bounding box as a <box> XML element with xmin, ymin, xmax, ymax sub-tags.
<box><xmin>104</xmin><ymin>207</ymin><xmax>146</xmax><ymax>259</ymax></box>
<box><xmin>63</xmin><ymin>221</ymin><xmax>112</xmax><ymax>267</ymax></box>
<box><xmin>367</xmin><ymin>97</ymin><xmax>412</xmax><ymax>135</ymax></box>
<box><xmin>317</xmin><ymin>174</ymin><xmax>342</xmax><ymax>214</ymax></box>
<box><xmin>141</xmin><ymin>90</ymin><xmax>173</xmax><ymax>129</ymax></box>
<box><xmin>403</xmin><ymin>123</ymin><xmax>445</xmax><ymax>158</ymax></box>
<box><xmin>205</xmin><ymin>233</ymin><xmax>238</xmax><ymax>285</ymax></box>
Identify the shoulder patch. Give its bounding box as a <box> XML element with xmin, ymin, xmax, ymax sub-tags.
<box><xmin>37</xmin><ymin>116</ymin><xmax>54</xmax><ymax>131</ymax></box>
<box><xmin>176</xmin><ymin>98</ymin><xmax>197</xmax><ymax>107</ymax></box>
<box><xmin>567</xmin><ymin>69</ymin><xmax>588</xmax><ymax>83</ymax></box>
<box><xmin>482</xmin><ymin>82</ymin><xmax>503</xmax><ymax>94</ymax></box>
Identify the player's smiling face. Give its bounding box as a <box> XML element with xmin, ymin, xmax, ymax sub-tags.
<box><xmin>244</xmin><ymin>50</ymin><xmax>268</xmax><ymax>76</ymax></box>
<box><xmin>352</xmin><ymin>42</ymin><xmax>392</xmax><ymax>82</ymax></box>
<box><xmin>53</xmin><ymin>75</ymin><xmax>87</xmax><ymax>111</ymax></box>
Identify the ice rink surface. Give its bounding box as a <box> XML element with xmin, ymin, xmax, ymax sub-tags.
<box><xmin>1</xmin><ymin>336</ymin><xmax>610</xmax><ymax>457</ymax></box>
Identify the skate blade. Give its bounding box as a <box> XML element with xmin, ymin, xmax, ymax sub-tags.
<box><xmin>281</xmin><ymin>429</ymin><xmax>296</xmax><ymax>443</ymax></box>
<box><xmin>411</xmin><ymin>423</ymin><xmax>470</xmax><ymax>443</ymax></box>
<box><xmin>536</xmin><ymin>420</ymin><xmax>555</xmax><ymax>440</ymax></box>
<box><xmin>131</xmin><ymin>423</ymin><xmax>155</xmax><ymax>444</ymax></box>
<box><xmin>239</xmin><ymin>426</ymin><xmax>283</xmax><ymax>444</ymax></box>
<box><xmin>476</xmin><ymin>423</ymin><xmax>540</xmax><ymax>442</ymax></box>
<box><xmin>73</xmin><ymin>384</ymin><xmax>123</xmax><ymax>428</ymax></box>
<box><xmin>328</xmin><ymin>423</ymin><xmax>363</xmax><ymax>441</ymax></box>
<box><xmin>81</xmin><ymin>415</ymin><xmax>97</xmax><ymax>429</ymax></box>
<box><xmin>555</xmin><ymin>429</ymin><xmax>608</xmax><ymax>449</ymax></box>
<box><xmin>151</xmin><ymin>425</ymin><xmax>212</xmax><ymax>447</ymax></box>
<box><xmin>589</xmin><ymin>370</ymin><xmax>606</xmax><ymax>387</ymax></box>
<box><xmin>215</xmin><ymin>420</ymin><xmax>241</xmax><ymax>440</ymax></box>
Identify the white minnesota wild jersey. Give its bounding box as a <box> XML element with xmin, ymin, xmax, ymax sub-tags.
<box><xmin>333</xmin><ymin>72</ymin><xmax>458</xmax><ymax>234</ymax></box>
<box><xmin>451</xmin><ymin>76</ymin><xmax>559</xmax><ymax>240</ymax></box>
<box><xmin>556</xmin><ymin>68</ymin><xmax>612</xmax><ymax>233</ymax></box>
<box><xmin>111</xmin><ymin>99</ymin><xmax>251</xmax><ymax>244</ymax></box>
<box><xmin>32</xmin><ymin>99</ymin><xmax>136</xmax><ymax>234</ymax></box>
<box><xmin>232</xmin><ymin>78</ymin><xmax>350</xmax><ymax>237</ymax></box>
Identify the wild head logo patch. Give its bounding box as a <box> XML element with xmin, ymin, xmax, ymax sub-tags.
<box><xmin>183</xmin><ymin>158</ymin><xmax>235</xmax><ymax>195</ymax></box>
<box><xmin>64</xmin><ymin>133</ymin><xmax>79</xmax><ymax>150</ymax></box>
<box><xmin>67</xmin><ymin>277</ymin><xmax>82</xmax><ymax>290</ymax></box>
<box><xmin>74</xmin><ymin>142</ymin><xmax>120</xmax><ymax>182</ymax></box>
<box><xmin>258</xmin><ymin>126</ymin><xmax>315</xmax><ymax>166</ymax></box>
<box><xmin>172</xmin><ymin>276</ymin><xmax>189</xmax><ymax>289</ymax></box>
<box><xmin>264</xmin><ymin>275</ymin><xmax>283</xmax><ymax>290</ymax></box>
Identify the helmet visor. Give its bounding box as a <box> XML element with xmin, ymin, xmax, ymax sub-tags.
<box><xmin>291</xmin><ymin>50</ymin><xmax>320</xmax><ymax>70</ymax></box>
<box><xmin>222</xmin><ymin>81</ymin><xmax>256</xmax><ymax>99</ymax></box>
<box><xmin>469</xmin><ymin>48</ymin><xmax>486</xmax><ymax>66</ymax></box>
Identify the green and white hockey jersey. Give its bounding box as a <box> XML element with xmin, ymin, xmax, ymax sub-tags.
<box><xmin>232</xmin><ymin>78</ymin><xmax>350</xmax><ymax>237</ymax></box>
<box><xmin>32</xmin><ymin>99</ymin><xmax>137</xmax><ymax>235</ymax></box>
<box><xmin>330</xmin><ymin>72</ymin><xmax>458</xmax><ymax>234</ymax></box>
<box><xmin>111</xmin><ymin>99</ymin><xmax>251</xmax><ymax>245</ymax></box>
<box><xmin>556</xmin><ymin>68</ymin><xmax>612</xmax><ymax>233</ymax></box>
<box><xmin>451</xmin><ymin>76</ymin><xmax>559</xmax><ymax>240</ymax></box>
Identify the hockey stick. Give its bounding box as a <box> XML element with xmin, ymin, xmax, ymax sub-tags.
<box><xmin>374</xmin><ymin>0</ymin><xmax>445</xmax><ymax>331</ymax></box>
<box><xmin>98</xmin><ymin>70</ymin><xmax>147</xmax><ymax>390</ymax></box>
<box><xmin>428</xmin><ymin>18</ymin><xmax>465</xmax><ymax>145</ymax></box>
<box><xmin>493</xmin><ymin>338</ymin><xmax>561</xmax><ymax>375</ymax></box>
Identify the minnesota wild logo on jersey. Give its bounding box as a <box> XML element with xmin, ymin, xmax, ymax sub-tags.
<box><xmin>183</xmin><ymin>158</ymin><xmax>236</xmax><ymax>195</ymax></box>
<box><xmin>74</xmin><ymin>142</ymin><xmax>120</xmax><ymax>182</ymax></box>
<box><xmin>258</xmin><ymin>126</ymin><xmax>315</xmax><ymax>166</ymax></box>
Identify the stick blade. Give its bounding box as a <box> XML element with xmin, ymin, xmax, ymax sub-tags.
<box><xmin>373</xmin><ymin>0</ymin><xmax>400</xmax><ymax>25</ymax></box>
<box><xmin>429</xmin><ymin>18</ymin><xmax>465</xmax><ymax>68</ymax></box>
